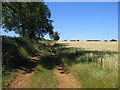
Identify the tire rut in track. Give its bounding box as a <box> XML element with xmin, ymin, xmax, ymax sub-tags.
<box><xmin>4</xmin><ymin>51</ymin><xmax>42</xmax><ymax>88</ymax></box>
<box><xmin>5</xmin><ymin>46</ymin><xmax>81</xmax><ymax>88</ymax></box>
<box><xmin>51</xmin><ymin>50</ymin><xmax>81</xmax><ymax>88</ymax></box>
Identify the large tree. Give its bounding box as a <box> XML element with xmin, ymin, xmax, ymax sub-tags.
<box><xmin>2</xmin><ymin>2</ymin><xmax>53</xmax><ymax>39</ymax></box>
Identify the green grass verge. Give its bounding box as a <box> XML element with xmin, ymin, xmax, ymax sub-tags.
<box><xmin>70</xmin><ymin>63</ymin><xmax>118</xmax><ymax>88</ymax></box>
<box><xmin>29</xmin><ymin>43</ymin><xmax>58</xmax><ymax>88</ymax></box>
<box><xmin>29</xmin><ymin>65</ymin><xmax>58</xmax><ymax>88</ymax></box>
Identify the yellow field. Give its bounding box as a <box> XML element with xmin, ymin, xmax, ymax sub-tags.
<box><xmin>57</xmin><ymin>41</ymin><xmax>118</xmax><ymax>69</ymax></box>
<box><xmin>57</xmin><ymin>41</ymin><xmax>118</xmax><ymax>51</ymax></box>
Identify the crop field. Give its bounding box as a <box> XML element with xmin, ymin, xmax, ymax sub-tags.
<box><xmin>56</xmin><ymin>41</ymin><xmax>118</xmax><ymax>88</ymax></box>
<box><xmin>57</xmin><ymin>41</ymin><xmax>118</xmax><ymax>51</ymax></box>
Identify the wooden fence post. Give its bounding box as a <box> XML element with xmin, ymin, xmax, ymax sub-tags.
<box><xmin>101</xmin><ymin>58</ymin><xmax>103</xmax><ymax>68</ymax></box>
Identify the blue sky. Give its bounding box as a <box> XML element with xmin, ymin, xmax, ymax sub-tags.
<box><xmin>1</xmin><ymin>2</ymin><xmax>118</xmax><ymax>41</ymax></box>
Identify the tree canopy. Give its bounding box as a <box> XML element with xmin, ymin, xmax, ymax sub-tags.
<box><xmin>50</xmin><ymin>31</ymin><xmax>60</xmax><ymax>41</ymax></box>
<box><xmin>2</xmin><ymin>2</ymin><xmax>54</xmax><ymax>39</ymax></box>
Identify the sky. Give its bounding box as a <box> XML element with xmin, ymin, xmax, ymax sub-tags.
<box><xmin>1</xmin><ymin>2</ymin><xmax>118</xmax><ymax>41</ymax></box>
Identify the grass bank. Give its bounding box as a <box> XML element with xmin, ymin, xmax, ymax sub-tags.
<box><xmin>2</xmin><ymin>36</ymin><xmax>53</xmax><ymax>87</ymax></box>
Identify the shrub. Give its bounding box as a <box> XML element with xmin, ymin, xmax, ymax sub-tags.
<box><xmin>2</xmin><ymin>36</ymin><xmax>38</xmax><ymax>75</ymax></box>
<box><xmin>110</xmin><ymin>39</ymin><xmax>117</xmax><ymax>42</ymax></box>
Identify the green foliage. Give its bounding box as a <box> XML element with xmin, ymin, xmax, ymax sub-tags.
<box><xmin>14</xmin><ymin>37</ymin><xmax>37</xmax><ymax>55</ymax></box>
<box><xmin>2</xmin><ymin>2</ymin><xmax>53</xmax><ymax>38</ymax></box>
<box><xmin>3</xmin><ymin>37</ymin><xmax>21</xmax><ymax>69</ymax></box>
<box><xmin>2</xmin><ymin>36</ymin><xmax>38</xmax><ymax>76</ymax></box>
<box><xmin>50</xmin><ymin>31</ymin><xmax>60</xmax><ymax>41</ymax></box>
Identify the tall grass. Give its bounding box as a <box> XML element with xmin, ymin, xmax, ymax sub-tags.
<box><xmin>55</xmin><ymin>46</ymin><xmax>118</xmax><ymax>88</ymax></box>
<box><xmin>70</xmin><ymin>62</ymin><xmax>118</xmax><ymax>88</ymax></box>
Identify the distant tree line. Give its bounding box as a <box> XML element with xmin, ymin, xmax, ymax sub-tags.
<box><xmin>63</xmin><ymin>39</ymin><xmax>117</xmax><ymax>42</ymax></box>
<box><xmin>86</xmin><ymin>40</ymin><xmax>101</xmax><ymax>41</ymax></box>
<box><xmin>109</xmin><ymin>39</ymin><xmax>117</xmax><ymax>42</ymax></box>
<box><xmin>86</xmin><ymin>39</ymin><xmax>117</xmax><ymax>42</ymax></box>
<box><xmin>69</xmin><ymin>40</ymin><xmax>79</xmax><ymax>41</ymax></box>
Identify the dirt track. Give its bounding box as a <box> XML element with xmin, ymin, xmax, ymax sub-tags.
<box><xmin>54</xmin><ymin>65</ymin><xmax>80</xmax><ymax>88</ymax></box>
<box><xmin>9</xmin><ymin>70</ymin><xmax>34</xmax><ymax>88</ymax></box>
<box><xmin>52</xmin><ymin>51</ymin><xmax>80</xmax><ymax>88</ymax></box>
<box><xmin>4</xmin><ymin>52</ymin><xmax>42</xmax><ymax>88</ymax></box>
<box><xmin>5</xmin><ymin>49</ymin><xmax>81</xmax><ymax>88</ymax></box>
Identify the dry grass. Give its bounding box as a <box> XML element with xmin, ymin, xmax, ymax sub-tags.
<box><xmin>57</xmin><ymin>41</ymin><xmax>118</xmax><ymax>51</ymax></box>
<box><xmin>57</xmin><ymin>41</ymin><xmax>118</xmax><ymax>70</ymax></box>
